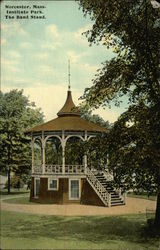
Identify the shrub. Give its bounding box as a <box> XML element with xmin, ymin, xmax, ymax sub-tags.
<box><xmin>5</xmin><ymin>175</ymin><xmax>24</xmax><ymax>189</ymax></box>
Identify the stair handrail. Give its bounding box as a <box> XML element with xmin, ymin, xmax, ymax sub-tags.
<box><xmin>103</xmin><ymin>172</ymin><xmax>126</xmax><ymax>205</ymax></box>
<box><xmin>117</xmin><ymin>188</ymin><xmax>126</xmax><ymax>205</ymax></box>
<box><xmin>86</xmin><ymin>167</ymin><xmax>111</xmax><ymax>207</ymax></box>
<box><xmin>103</xmin><ymin>169</ymin><xmax>114</xmax><ymax>181</ymax></box>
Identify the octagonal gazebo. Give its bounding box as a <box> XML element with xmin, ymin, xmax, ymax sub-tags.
<box><xmin>26</xmin><ymin>88</ymin><xmax>126</xmax><ymax>207</ymax></box>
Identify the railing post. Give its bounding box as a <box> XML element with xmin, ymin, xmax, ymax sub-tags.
<box><xmin>42</xmin><ymin>131</ymin><xmax>45</xmax><ymax>174</ymax></box>
<box><xmin>108</xmin><ymin>193</ymin><xmax>111</xmax><ymax>207</ymax></box>
<box><xmin>118</xmin><ymin>188</ymin><xmax>122</xmax><ymax>197</ymax></box>
<box><xmin>31</xmin><ymin>134</ymin><xmax>34</xmax><ymax>174</ymax></box>
<box><xmin>123</xmin><ymin>192</ymin><xmax>126</xmax><ymax>204</ymax></box>
<box><xmin>84</xmin><ymin>130</ymin><xmax>87</xmax><ymax>174</ymax></box>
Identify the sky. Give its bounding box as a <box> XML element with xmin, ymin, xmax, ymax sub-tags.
<box><xmin>1</xmin><ymin>0</ymin><xmax>128</xmax><ymax>123</ymax></box>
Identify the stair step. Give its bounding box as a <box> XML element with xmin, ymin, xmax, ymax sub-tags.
<box><xmin>111</xmin><ymin>197</ymin><xmax>121</xmax><ymax>200</ymax></box>
<box><xmin>98</xmin><ymin>184</ymin><xmax>109</xmax><ymax>187</ymax></box>
<box><xmin>111</xmin><ymin>200</ymin><xmax>123</xmax><ymax>203</ymax></box>
<box><xmin>88</xmin><ymin>171</ymin><xmax>125</xmax><ymax>207</ymax></box>
<box><xmin>111</xmin><ymin>202</ymin><xmax>125</xmax><ymax>206</ymax></box>
<box><xmin>101</xmin><ymin>184</ymin><xmax>113</xmax><ymax>188</ymax></box>
<box><xmin>96</xmin><ymin>176</ymin><xmax>105</xmax><ymax>179</ymax></box>
<box><xmin>111</xmin><ymin>200</ymin><xmax>123</xmax><ymax>204</ymax></box>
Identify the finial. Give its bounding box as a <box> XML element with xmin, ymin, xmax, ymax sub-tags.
<box><xmin>68</xmin><ymin>59</ymin><xmax>71</xmax><ymax>90</ymax></box>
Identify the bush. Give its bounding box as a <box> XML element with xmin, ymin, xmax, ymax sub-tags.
<box><xmin>5</xmin><ymin>175</ymin><xmax>24</xmax><ymax>189</ymax></box>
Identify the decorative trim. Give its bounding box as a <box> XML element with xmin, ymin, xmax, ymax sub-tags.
<box><xmin>32</xmin><ymin>174</ymin><xmax>86</xmax><ymax>178</ymax></box>
<box><xmin>44</xmin><ymin>135</ymin><xmax>62</xmax><ymax>145</ymax></box>
<box><xmin>33</xmin><ymin>136</ymin><xmax>42</xmax><ymax>143</ymax></box>
<box><xmin>65</xmin><ymin>135</ymin><xmax>85</xmax><ymax>143</ymax></box>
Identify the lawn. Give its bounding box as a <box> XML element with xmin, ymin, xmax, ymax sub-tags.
<box><xmin>0</xmin><ymin>210</ymin><xmax>160</xmax><ymax>250</ymax></box>
<box><xmin>127</xmin><ymin>193</ymin><xmax>157</xmax><ymax>201</ymax></box>
<box><xmin>0</xmin><ymin>188</ymin><xmax>38</xmax><ymax>205</ymax></box>
<box><xmin>0</xmin><ymin>188</ymin><xmax>30</xmax><ymax>199</ymax></box>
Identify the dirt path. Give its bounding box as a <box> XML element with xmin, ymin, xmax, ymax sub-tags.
<box><xmin>0</xmin><ymin>197</ymin><xmax>156</xmax><ymax>216</ymax></box>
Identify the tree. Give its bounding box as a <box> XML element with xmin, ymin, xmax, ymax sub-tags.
<box><xmin>79</xmin><ymin>0</ymin><xmax>160</xmax><ymax>228</ymax></box>
<box><xmin>0</xmin><ymin>89</ymin><xmax>44</xmax><ymax>194</ymax></box>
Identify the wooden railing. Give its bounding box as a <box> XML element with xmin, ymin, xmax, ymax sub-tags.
<box><xmin>33</xmin><ymin>165</ymin><xmax>42</xmax><ymax>174</ymax></box>
<box><xmin>65</xmin><ymin>165</ymin><xmax>85</xmax><ymax>174</ymax></box>
<box><xmin>86</xmin><ymin>167</ymin><xmax>111</xmax><ymax>206</ymax></box>
<box><xmin>33</xmin><ymin>165</ymin><xmax>85</xmax><ymax>174</ymax></box>
<box><xmin>117</xmin><ymin>188</ymin><xmax>126</xmax><ymax>204</ymax></box>
<box><xmin>91</xmin><ymin>169</ymin><xmax>114</xmax><ymax>182</ymax></box>
<box><xmin>45</xmin><ymin>165</ymin><xmax>63</xmax><ymax>174</ymax></box>
<box><xmin>103</xmin><ymin>170</ymin><xmax>114</xmax><ymax>181</ymax></box>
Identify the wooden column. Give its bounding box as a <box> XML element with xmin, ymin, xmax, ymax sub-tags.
<box><xmin>42</xmin><ymin>131</ymin><xmax>45</xmax><ymax>174</ymax></box>
<box><xmin>31</xmin><ymin>134</ymin><xmax>34</xmax><ymax>174</ymax></box>
<box><xmin>62</xmin><ymin>130</ymin><xmax>65</xmax><ymax>175</ymax></box>
<box><xmin>84</xmin><ymin>130</ymin><xmax>87</xmax><ymax>174</ymax></box>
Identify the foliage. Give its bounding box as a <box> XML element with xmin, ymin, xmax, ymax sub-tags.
<box><xmin>45</xmin><ymin>137</ymin><xmax>62</xmax><ymax>165</ymax></box>
<box><xmin>85</xmin><ymin>135</ymin><xmax>108</xmax><ymax>169</ymax></box>
<box><xmin>78</xmin><ymin>0</ymin><xmax>160</xmax><ymax>227</ymax></box>
<box><xmin>65</xmin><ymin>137</ymin><xmax>85</xmax><ymax>165</ymax></box>
<box><xmin>5</xmin><ymin>175</ymin><xmax>24</xmax><ymax>189</ymax></box>
<box><xmin>79</xmin><ymin>0</ymin><xmax>160</xmax><ymax>107</ymax></box>
<box><xmin>0</xmin><ymin>89</ymin><xmax>44</xmax><ymax>192</ymax></box>
<box><xmin>80</xmin><ymin>107</ymin><xmax>111</xmax><ymax>129</ymax></box>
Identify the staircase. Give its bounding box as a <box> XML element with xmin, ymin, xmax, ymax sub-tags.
<box><xmin>87</xmin><ymin>168</ymin><xmax>125</xmax><ymax>207</ymax></box>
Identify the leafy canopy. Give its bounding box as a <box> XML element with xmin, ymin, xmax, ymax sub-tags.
<box><xmin>79</xmin><ymin>0</ymin><xmax>160</xmax><ymax>107</ymax></box>
<box><xmin>0</xmin><ymin>89</ymin><xmax>44</xmax><ymax>175</ymax></box>
<box><xmin>79</xmin><ymin>0</ymin><xmax>160</xmax><ymax>227</ymax></box>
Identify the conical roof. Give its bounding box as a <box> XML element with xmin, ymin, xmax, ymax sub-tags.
<box><xmin>26</xmin><ymin>90</ymin><xmax>107</xmax><ymax>133</ymax></box>
<box><xmin>57</xmin><ymin>90</ymin><xmax>80</xmax><ymax>117</ymax></box>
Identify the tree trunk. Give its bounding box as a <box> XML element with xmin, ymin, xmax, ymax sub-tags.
<box><xmin>7</xmin><ymin>141</ymin><xmax>11</xmax><ymax>195</ymax></box>
<box><xmin>154</xmin><ymin>187</ymin><xmax>160</xmax><ymax>229</ymax></box>
<box><xmin>8</xmin><ymin>166</ymin><xmax>11</xmax><ymax>194</ymax></box>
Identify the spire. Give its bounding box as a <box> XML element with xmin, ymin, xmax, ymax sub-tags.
<box><xmin>68</xmin><ymin>59</ymin><xmax>71</xmax><ymax>90</ymax></box>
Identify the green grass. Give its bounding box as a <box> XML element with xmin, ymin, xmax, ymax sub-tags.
<box><xmin>128</xmin><ymin>193</ymin><xmax>157</xmax><ymax>201</ymax></box>
<box><xmin>0</xmin><ymin>188</ymin><xmax>30</xmax><ymax>206</ymax></box>
<box><xmin>0</xmin><ymin>210</ymin><xmax>160</xmax><ymax>250</ymax></box>
<box><xmin>0</xmin><ymin>188</ymin><xmax>30</xmax><ymax>199</ymax></box>
<box><xmin>2</xmin><ymin>194</ymin><xmax>58</xmax><ymax>205</ymax></box>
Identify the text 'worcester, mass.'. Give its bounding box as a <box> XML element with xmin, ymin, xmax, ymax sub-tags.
<box><xmin>5</xmin><ymin>5</ymin><xmax>46</xmax><ymax>19</ymax></box>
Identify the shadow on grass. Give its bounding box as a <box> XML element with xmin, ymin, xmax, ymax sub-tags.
<box><xmin>1</xmin><ymin>211</ymin><xmax>159</xmax><ymax>247</ymax></box>
<box><xmin>0</xmin><ymin>189</ymin><xmax>29</xmax><ymax>196</ymax></box>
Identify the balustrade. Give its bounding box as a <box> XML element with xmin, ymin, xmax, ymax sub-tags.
<box><xmin>33</xmin><ymin>164</ymin><xmax>85</xmax><ymax>174</ymax></box>
<box><xmin>86</xmin><ymin>167</ymin><xmax>110</xmax><ymax>206</ymax></box>
<box><xmin>33</xmin><ymin>165</ymin><xmax>42</xmax><ymax>174</ymax></box>
<box><xmin>45</xmin><ymin>165</ymin><xmax>63</xmax><ymax>174</ymax></box>
<box><xmin>65</xmin><ymin>165</ymin><xmax>84</xmax><ymax>174</ymax></box>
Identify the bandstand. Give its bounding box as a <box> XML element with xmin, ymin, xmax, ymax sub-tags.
<box><xmin>26</xmin><ymin>88</ymin><xmax>126</xmax><ymax>207</ymax></box>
